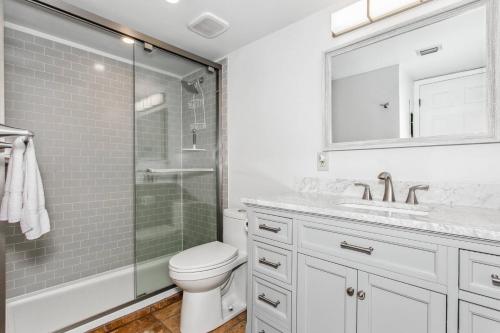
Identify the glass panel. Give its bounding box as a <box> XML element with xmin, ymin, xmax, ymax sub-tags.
<box><xmin>134</xmin><ymin>44</ymin><xmax>218</xmax><ymax>296</ymax></box>
<box><xmin>3</xmin><ymin>0</ymin><xmax>135</xmax><ymax>330</ymax></box>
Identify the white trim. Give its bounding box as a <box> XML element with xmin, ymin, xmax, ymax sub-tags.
<box><xmin>413</xmin><ymin>67</ymin><xmax>487</xmax><ymax>137</ymax></box>
<box><xmin>4</xmin><ymin>22</ymin><xmax>183</xmax><ymax>79</ymax></box>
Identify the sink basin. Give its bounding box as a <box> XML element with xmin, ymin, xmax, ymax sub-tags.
<box><xmin>338</xmin><ymin>202</ymin><xmax>429</xmax><ymax>216</ymax></box>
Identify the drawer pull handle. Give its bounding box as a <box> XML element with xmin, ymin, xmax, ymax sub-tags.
<box><xmin>259</xmin><ymin>257</ymin><xmax>281</xmax><ymax>269</ymax></box>
<box><xmin>340</xmin><ymin>241</ymin><xmax>374</xmax><ymax>255</ymax></box>
<box><xmin>258</xmin><ymin>293</ymin><xmax>280</xmax><ymax>308</ymax></box>
<box><xmin>346</xmin><ymin>287</ymin><xmax>355</xmax><ymax>296</ymax></box>
<box><xmin>492</xmin><ymin>274</ymin><xmax>500</xmax><ymax>285</ymax></box>
<box><xmin>258</xmin><ymin>331</ymin><xmax>265</xmax><ymax>333</ymax></box>
<box><xmin>357</xmin><ymin>290</ymin><xmax>366</xmax><ymax>300</ymax></box>
<box><xmin>259</xmin><ymin>224</ymin><xmax>281</xmax><ymax>233</ymax></box>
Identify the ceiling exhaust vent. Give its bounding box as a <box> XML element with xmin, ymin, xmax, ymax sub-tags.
<box><xmin>188</xmin><ymin>12</ymin><xmax>229</xmax><ymax>39</ymax></box>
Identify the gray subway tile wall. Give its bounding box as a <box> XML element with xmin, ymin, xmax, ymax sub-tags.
<box><xmin>3</xmin><ymin>26</ymin><xmax>226</xmax><ymax>299</ymax></box>
<box><xmin>134</xmin><ymin>65</ymin><xmax>184</xmax><ymax>264</ymax></box>
<box><xmin>4</xmin><ymin>27</ymin><xmax>135</xmax><ymax>298</ymax></box>
<box><xmin>181</xmin><ymin>69</ymin><xmax>218</xmax><ymax>249</ymax></box>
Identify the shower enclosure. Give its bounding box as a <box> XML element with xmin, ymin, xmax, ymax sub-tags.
<box><xmin>134</xmin><ymin>42</ymin><xmax>219</xmax><ymax>296</ymax></box>
<box><xmin>1</xmin><ymin>0</ymin><xmax>222</xmax><ymax>331</ymax></box>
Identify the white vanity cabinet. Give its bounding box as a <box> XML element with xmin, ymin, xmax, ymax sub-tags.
<box><xmin>297</xmin><ymin>254</ymin><xmax>446</xmax><ymax>333</ymax></box>
<box><xmin>244</xmin><ymin>204</ymin><xmax>500</xmax><ymax>333</ymax></box>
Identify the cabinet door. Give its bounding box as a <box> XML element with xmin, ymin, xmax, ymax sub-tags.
<box><xmin>357</xmin><ymin>272</ymin><xmax>446</xmax><ymax>333</ymax></box>
<box><xmin>460</xmin><ymin>301</ymin><xmax>500</xmax><ymax>333</ymax></box>
<box><xmin>297</xmin><ymin>254</ymin><xmax>357</xmax><ymax>333</ymax></box>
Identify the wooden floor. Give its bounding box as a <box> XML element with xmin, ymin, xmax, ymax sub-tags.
<box><xmin>88</xmin><ymin>293</ymin><xmax>246</xmax><ymax>333</ymax></box>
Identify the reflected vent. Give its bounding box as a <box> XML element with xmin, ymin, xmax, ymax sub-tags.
<box><xmin>188</xmin><ymin>12</ymin><xmax>229</xmax><ymax>39</ymax></box>
<box><xmin>416</xmin><ymin>44</ymin><xmax>442</xmax><ymax>56</ymax></box>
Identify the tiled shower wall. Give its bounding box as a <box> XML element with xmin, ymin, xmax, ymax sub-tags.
<box><xmin>181</xmin><ymin>68</ymin><xmax>218</xmax><ymax>249</ymax></box>
<box><xmin>4</xmin><ymin>27</ymin><xmax>135</xmax><ymax>298</ymax></box>
<box><xmin>3</xmin><ymin>26</ymin><xmax>226</xmax><ymax>298</ymax></box>
<box><xmin>134</xmin><ymin>67</ymin><xmax>183</xmax><ymax>263</ymax></box>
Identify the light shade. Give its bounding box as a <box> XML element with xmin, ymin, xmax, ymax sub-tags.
<box><xmin>369</xmin><ymin>0</ymin><xmax>421</xmax><ymax>20</ymax></box>
<box><xmin>331</xmin><ymin>0</ymin><xmax>370</xmax><ymax>36</ymax></box>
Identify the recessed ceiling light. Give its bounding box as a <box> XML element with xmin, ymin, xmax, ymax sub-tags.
<box><xmin>121</xmin><ymin>37</ymin><xmax>135</xmax><ymax>44</ymax></box>
<box><xmin>165</xmin><ymin>0</ymin><xmax>180</xmax><ymax>4</ymax></box>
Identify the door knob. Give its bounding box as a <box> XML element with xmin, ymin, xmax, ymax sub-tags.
<box><xmin>346</xmin><ymin>287</ymin><xmax>355</xmax><ymax>296</ymax></box>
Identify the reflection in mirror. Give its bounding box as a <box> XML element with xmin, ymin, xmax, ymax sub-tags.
<box><xmin>329</xmin><ymin>5</ymin><xmax>488</xmax><ymax>144</ymax></box>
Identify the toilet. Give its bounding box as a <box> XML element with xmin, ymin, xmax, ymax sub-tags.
<box><xmin>169</xmin><ymin>209</ymin><xmax>248</xmax><ymax>333</ymax></box>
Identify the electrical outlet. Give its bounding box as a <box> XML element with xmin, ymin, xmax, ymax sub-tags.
<box><xmin>317</xmin><ymin>152</ymin><xmax>329</xmax><ymax>171</ymax></box>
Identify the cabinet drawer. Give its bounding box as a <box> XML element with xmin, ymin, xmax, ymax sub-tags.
<box><xmin>253</xmin><ymin>241</ymin><xmax>292</xmax><ymax>284</ymax></box>
<box><xmin>460</xmin><ymin>250</ymin><xmax>500</xmax><ymax>300</ymax></box>
<box><xmin>298</xmin><ymin>220</ymin><xmax>447</xmax><ymax>284</ymax></box>
<box><xmin>253</xmin><ymin>277</ymin><xmax>292</xmax><ymax>329</ymax></box>
<box><xmin>254</xmin><ymin>314</ymin><xmax>287</xmax><ymax>333</ymax></box>
<box><xmin>253</xmin><ymin>212</ymin><xmax>292</xmax><ymax>244</ymax></box>
<box><xmin>460</xmin><ymin>301</ymin><xmax>500</xmax><ymax>333</ymax></box>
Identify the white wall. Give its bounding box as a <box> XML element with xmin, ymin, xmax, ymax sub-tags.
<box><xmin>227</xmin><ymin>0</ymin><xmax>500</xmax><ymax>207</ymax></box>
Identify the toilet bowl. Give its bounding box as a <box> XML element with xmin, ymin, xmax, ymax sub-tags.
<box><xmin>169</xmin><ymin>209</ymin><xmax>248</xmax><ymax>333</ymax></box>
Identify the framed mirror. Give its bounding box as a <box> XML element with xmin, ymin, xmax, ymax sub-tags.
<box><xmin>324</xmin><ymin>0</ymin><xmax>499</xmax><ymax>150</ymax></box>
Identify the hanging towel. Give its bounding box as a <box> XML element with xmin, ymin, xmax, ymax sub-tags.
<box><xmin>20</xmin><ymin>138</ymin><xmax>50</xmax><ymax>240</ymax></box>
<box><xmin>0</xmin><ymin>137</ymin><xmax>26</xmax><ymax>223</ymax></box>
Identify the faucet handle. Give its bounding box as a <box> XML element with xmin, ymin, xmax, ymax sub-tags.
<box><xmin>354</xmin><ymin>183</ymin><xmax>373</xmax><ymax>200</ymax></box>
<box><xmin>406</xmin><ymin>185</ymin><xmax>429</xmax><ymax>205</ymax></box>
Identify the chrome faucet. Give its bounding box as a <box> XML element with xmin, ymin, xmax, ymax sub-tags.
<box><xmin>378</xmin><ymin>172</ymin><xmax>395</xmax><ymax>202</ymax></box>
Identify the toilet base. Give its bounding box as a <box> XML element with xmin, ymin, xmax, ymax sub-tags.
<box><xmin>180</xmin><ymin>288</ymin><xmax>222</xmax><ymax>333</ymax></box>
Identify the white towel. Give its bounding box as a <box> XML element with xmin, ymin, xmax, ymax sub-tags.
<box><xmin>0</xmin><ymin>137</ymin><xmax>26</xmax><ymax>223</ymax></box>
<box><xmin>21</xmin><ymin>138</ymin><xmax>50</xmax><ymax>240</ymax></box>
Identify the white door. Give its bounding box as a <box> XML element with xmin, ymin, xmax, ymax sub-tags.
<box><xmin>460</xmin><ymin>301</ymin><xmax>500</xmax><ymax>333</ymax></box>
<box><xmin>357</xmin><ymin>272</ymin><xmax>446</xmax><ymax>333</ymax></box>
<box><xmin>414</xmin><ymin>68</ymin><xmax>487</xmax><ymax>137</ymax></box>
<box><xmin>297</xmin><ymin>254</ymin><xmax>357</xmax><ymax>333</ymax></box>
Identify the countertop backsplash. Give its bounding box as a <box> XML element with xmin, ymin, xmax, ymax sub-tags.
<box><xmin>294</xmin><ymin>177</ymin><xmax>500</xmax><ymax>210</ymax></box>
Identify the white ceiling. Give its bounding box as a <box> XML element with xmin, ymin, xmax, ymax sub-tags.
<box><xmin>61</xmin><ymin>0</ymin><xmax>345</xmax><ymax>61</ymax></box>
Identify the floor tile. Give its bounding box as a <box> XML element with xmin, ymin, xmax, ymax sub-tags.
<box><xmin>152</xmin><ymin>301</ymin><xmax>182</xmax><ymax>322</ymax></box>
<box><xmin>110</xmin><ymin>315</ymin><xmax>166</xmax><ymax>333</ymax></box>
<box><xmin>161</xmin><ymin>314</ymin><xmax>181</xmax><ymax>333</ymax></box>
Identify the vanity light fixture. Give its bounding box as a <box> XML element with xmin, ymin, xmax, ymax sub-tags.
<box><xmin>369</xmin><ymin>0</ymin><xmax>422</xmax><ymax>20</ymax></box>
<box><xmin>331</xmin><ymin>0</ymin><xmax>370</xmax><ymax>37</ymax></box>
<box><xmin>331</xmin><ymin>0</ymin><xmax>431</xmax><ymax>37</ymax></box>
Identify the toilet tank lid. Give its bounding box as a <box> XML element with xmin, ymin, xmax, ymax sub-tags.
<box><xmin>224</xmin><ymin>208</ymin><xmax>247</xmax><ymax>220</ymax></box>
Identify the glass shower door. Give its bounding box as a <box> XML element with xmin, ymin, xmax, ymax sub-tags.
<box><xmin>134</xmin><ymin>43</ymin><xmax>219</xmax><ymax>296</ymax></box>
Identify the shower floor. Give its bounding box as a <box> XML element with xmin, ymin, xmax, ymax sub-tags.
<box><xmin>88</xmin><ymin>293</ymin><xmax>247</xmax><ymax>333</ymax></box>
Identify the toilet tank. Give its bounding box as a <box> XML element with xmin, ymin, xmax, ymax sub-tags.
<box><xmin>223</xmin><ymin>208</ymin><xmax>248</xmax><ymax>255</ymax></box>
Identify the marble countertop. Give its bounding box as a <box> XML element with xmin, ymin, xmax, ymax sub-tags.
<box><xmin>242</xmin><ymin>192</ymin><xmax>500</xmax><ymax>242</ymax></box>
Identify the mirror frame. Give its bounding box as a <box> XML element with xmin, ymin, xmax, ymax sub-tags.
<box><xmin>324</xmin><ymin>0</ymin><xmax>500</xmax><ymax>151</ymax></box>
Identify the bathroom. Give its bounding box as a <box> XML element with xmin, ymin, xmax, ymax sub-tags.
<box><xmin>0</xmin><ymin>0</ymin><xmax>499</xmax><ymax>332</ymax></box>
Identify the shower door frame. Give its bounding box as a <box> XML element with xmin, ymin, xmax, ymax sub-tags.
<box><xmin>1</xmin><ymin>0</ymin><xmax>224</xmax><ymax>331</ymax></box>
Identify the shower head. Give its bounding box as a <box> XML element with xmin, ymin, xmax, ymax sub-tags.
<box><xmin>182</xmin><ymin>77</ymin><xmax>204</xmax><ymax>94</ymax></box>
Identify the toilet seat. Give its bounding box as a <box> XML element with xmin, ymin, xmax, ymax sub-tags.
<box><xmin>169</xmin><ymin>241</ymin><xmax>240</xmax><ymax>280</ymax></box>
